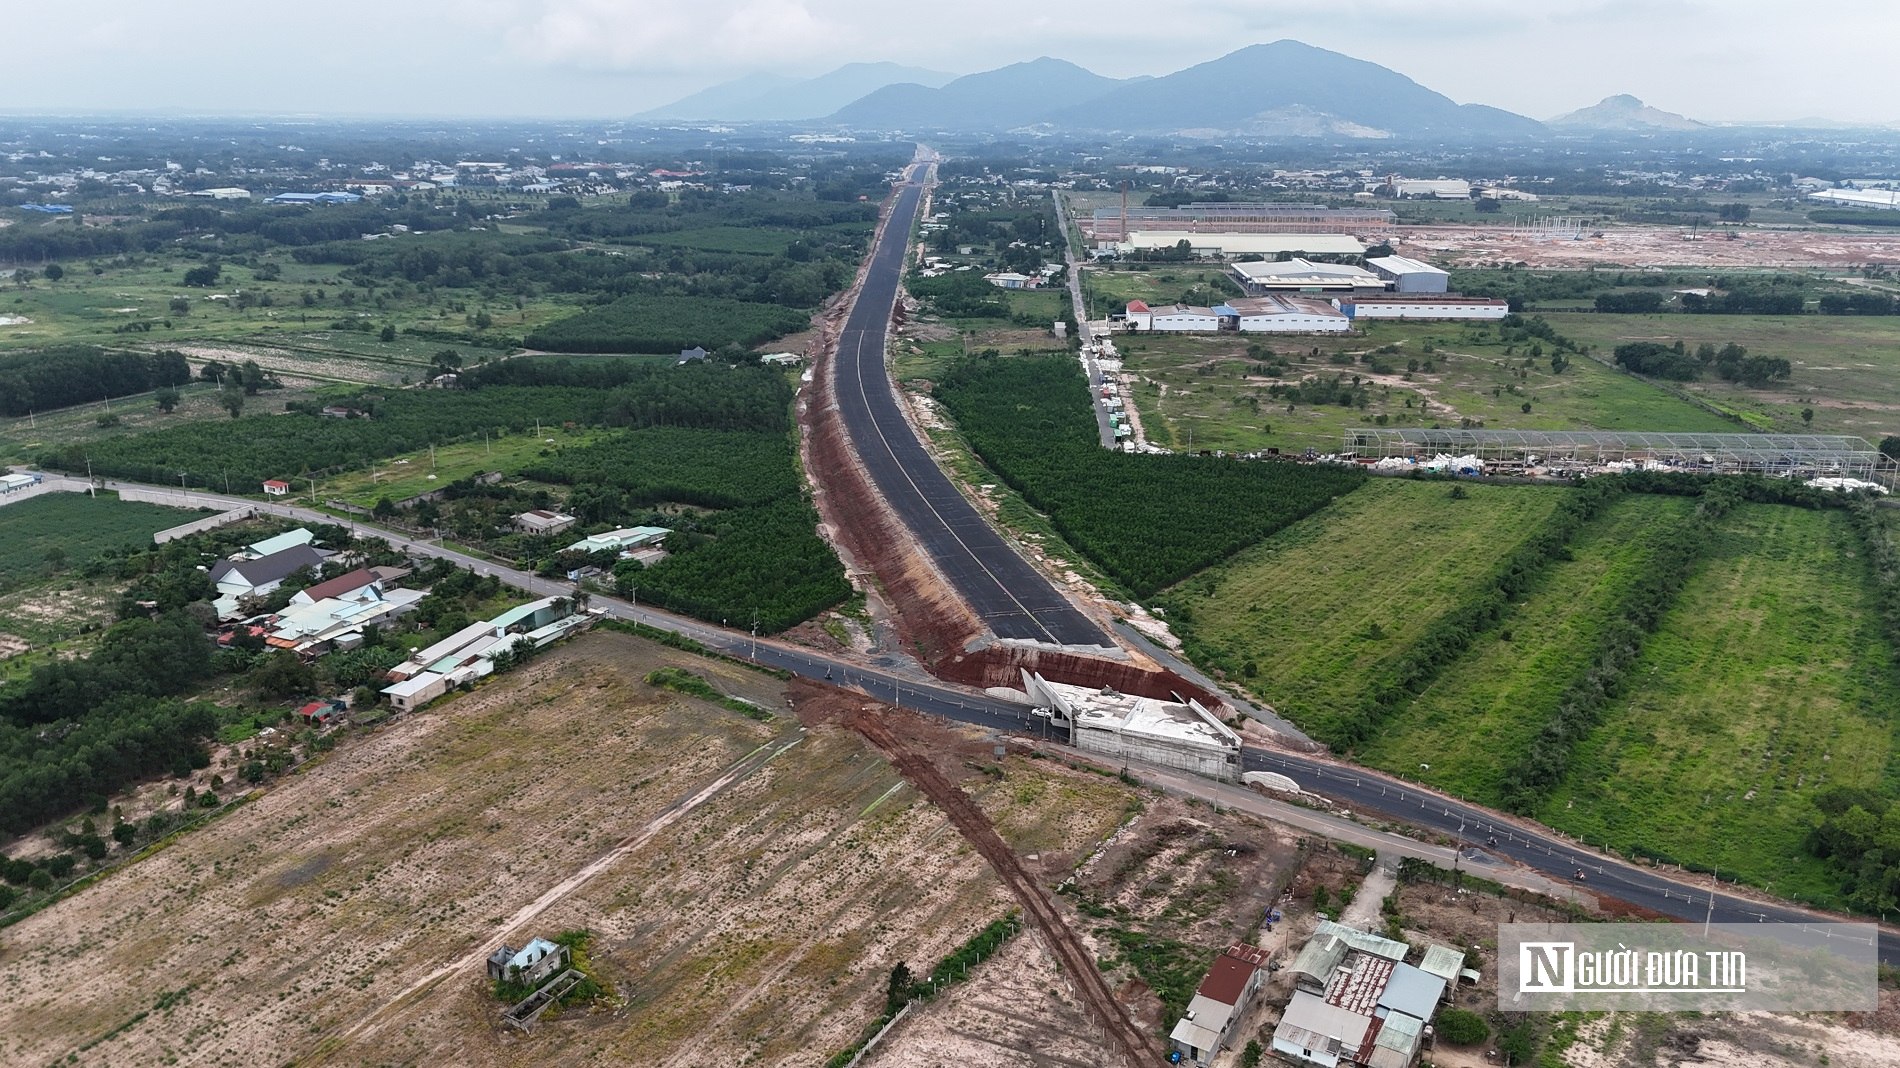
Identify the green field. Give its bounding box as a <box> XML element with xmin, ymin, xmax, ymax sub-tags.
<box><xmin>312</xmin><ymin>425</ymin><xmax>604</xmax><ymax>508</ymax></box>
<box><xmin>1536</xmin><ymin>503</ymin><xmax>1900</xmax><ymax>904</ymax></box>
<box><xmin>0</xmin><ymin>491</ymin><xmax>192</xmax><ymax>587</ymax></box>
<box><xmin>1357</xmin><ymin>493</ymin><xmax>1696</xmax><ymax>800</ymax></box>
<box><xmin>1110</xmin><ymin>319</ymin><xmax>1737</xmax><ymax>455</ymax></box>
<box><xmin>0</xmin><ymin>254</ymin><xmax>573</xmax><ymax>352</ymax></box>
<box><xmin>1544</xmin><ymin>311</ymin><xmax>1900</xmax><ymax>440</ymax></box>
<box><xmin>1169</xmin><ymin>478</ymin><xmax>1568</xmax><ymax>738</ymax></box>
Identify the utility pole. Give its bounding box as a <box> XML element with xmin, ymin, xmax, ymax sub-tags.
<box><xmin>1704</xmin><ymin>865</ymin><xmax>1718</xmax><ymax>938</ymax></box>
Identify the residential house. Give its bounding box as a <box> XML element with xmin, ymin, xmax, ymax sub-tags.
<box><xmin>565</xmin><ymin>526</ymin><xmax>670</xmax><ymax>554</ymax></box>
<box><xmin>677</xmin><ymin>346</ymin><xmax>708</xmax><ymax>365</ymax></box>
<box><xmin>983</xmin><ymin>271</ymin><xmax>1033</xmax><ymax>289</ymax></box>
<box><xmin>515</xmin><ymin>509</ymin><xmax>578</xmax><ymax>536</ymax></box>
<box><xmin>262</xmin><ymin>480</ymin><xmax>291</xmax><ymax>496</ymax></box>
<box><xmin>1170</xmin><ymin>943</ymin><xmax>1274</xmax><ymax>1065</ymax></box>
<box><xmin>210</xmin><ymin>544</ymin><xmax>327</xmax><ymax>619</ymax></box>
<box><xmin>487</xmin><ymin>938</ymin><xmax>568</xmax><ymax>986</ymax></box>
<box><xmin>241</xmin><ymin>528</ymin><xmax>317</xmax><ymax>560</ymax></box>
<box><xmin>1273</xmin><ymin>922</ymin><xmax>1454</xmax><ymax>1068</ymax></box>
<box><xmin>290</xmin><ymin>568</ymin><xmax>381</xmax><ymax>606</ymax></box>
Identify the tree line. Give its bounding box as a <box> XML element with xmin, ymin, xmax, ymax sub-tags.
<box><xmin>0</xmin><ymin>346</ymin><xmax>190</xmax><ymax>417</ymax></box>
<box><xmin>1613</xmin><ymin>340</ymin><xmax>1791</xmax><ymax>386</ymax></box>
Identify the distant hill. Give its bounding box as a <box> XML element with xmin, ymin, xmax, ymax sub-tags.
<box><xmin>825</xmin><ymin>41</ymin><xmax>1540</xmax><ymax>140</ymax></box>
<box><xmin>829</xmin><ymin>57</ymin><xmax>1129</xmax><ymax>130</ymax></box>
<box><xmin>642</xmin><ymin>63</ymin><xmax>955</xmax><ymax>122</ymax></box>
<box><xmin>1548</xmin><ymin>95</ymin><xmax>1705</xmax><ymax>131</ymax></box>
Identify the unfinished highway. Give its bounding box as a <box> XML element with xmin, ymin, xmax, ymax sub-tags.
<box><xmin>831</xmin><ymin>174</ymin><xmax>1112</xmax><ymax>650</ymax></box>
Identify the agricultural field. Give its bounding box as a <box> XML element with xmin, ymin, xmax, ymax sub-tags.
<box><xmin>1356</xmin><ymin>493</ymin><xmax>1697</xmax><ymax>802</ymax></box>
<box><xmin>1163</xmin><ymin>478</ymin><xmax>1569</xmax><ymax>740</ymax></box>
<box><xmin>0</xmin><ymin>491</ymin><xmax>191</xmax><ymax>588</ymax></box>
<box><xmin>311</xmin><ymin>424</ymin><xmax>604</xmax><ymax>509</ymax></box>
<box><xmin>0</xmin><ymin>251</ymin><xmax>573</xmax><ymax>352</ymax></box>
<box><xmin>1544</xmin><ymin>311</ymin><xmax>1900</xmax><ymax>439</ymax></box>
<box><xmin>0</xmin><ymin>632</ymin><xmax>1048</xmax><ymax>1067</ymax></box>
<box><xmin>1538</xmin><ymin>503</ymin><xmax>1900</xmax><ymax>906</ymax></box>
<box><xmin>1109</xmin><ymin>318</ymin><xmax>1736</xmax><ymax>455</ymax></box>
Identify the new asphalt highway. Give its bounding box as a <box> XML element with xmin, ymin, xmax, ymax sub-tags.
<box><xmin>831</xmin><ymin>177</ymin><xmax>1111</xmax><ymax>649</ymax></box>
<box><xmin>48</xmin><ymin>476</ymin><xmax>1897</xmax><ymax>963</ymax></box>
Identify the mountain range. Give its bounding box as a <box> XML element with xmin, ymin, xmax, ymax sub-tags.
<box><xmin>643</xmin><ymin>41</ymin><xmax>1544</xmax><ymax>139</ymax></box>
<box><xmin>1548</xmin><ymin>94</ymin><xmax>1705</xmax><ymax>131</ymax></box>
<box><xmin>638</xmin><ymin>62</ymin><xmax>955</xmax><ymax>122</ymax></box>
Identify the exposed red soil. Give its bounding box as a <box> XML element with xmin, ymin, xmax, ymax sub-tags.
<box><xmin>802</xmin><ymin>684</ymin><xmax>1160</xmax><ymax>1066</ymax></box>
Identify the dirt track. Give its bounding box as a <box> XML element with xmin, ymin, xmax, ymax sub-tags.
<box><xmin>841</xmin><ymin>704</ymin><xmax>1159</xmax><ymax>1066</ymax></box>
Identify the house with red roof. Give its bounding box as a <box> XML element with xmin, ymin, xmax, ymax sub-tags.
<box><xmin>1171</xmin><ymin>942</ymin><xmax>1273</xmax><ymax>1064</ymax></box>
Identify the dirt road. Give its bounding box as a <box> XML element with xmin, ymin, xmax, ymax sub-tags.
<box><xmin>843</xmin><ymin>706</ymin><xmax>1159</xmax><ymax>1066</ymax></box>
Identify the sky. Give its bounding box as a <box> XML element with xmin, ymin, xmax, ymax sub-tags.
<box><xmin>5</xmin><ymin>0</ymin><xmax>1897</xmax><ymax>125</ymax></box>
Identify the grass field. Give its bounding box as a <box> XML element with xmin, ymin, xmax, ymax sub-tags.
<box><xmin>0</xmin><ymin>254</ymin><xmax>573</xmax><ymax>352</ymax></box>
<box><xmin>1170</xmin><ymin>478</ymin><xmax>1569</xmax><ymax>740</ymax></box>
<box><xmin>309</xmin><ymin>424</ymin><xmax>603</xmax><ymax>508</ymax></box>
<box><xmin>1108</xmin><ymin>318</ymin><xmax>1737</xmax><ymax>455</ymax></box>
<box><xmin>1357</xmin><ymin>493</ymin><xmax>1697</xmax><ymax>801</ymax></box>
<box><xmin>1544</xmin><ymin>311</ymin><xmax>1900</xmax><ymax>440</ymax></box>
<box><xmin>1536</xmin><ymin>503</ymin><xmax>1900</xmax><ymax>905</ymax></box>
<box><xmin>0</xmin><ymin>491</ymin><xmax>191</xmax><ymax>588</ymax></box>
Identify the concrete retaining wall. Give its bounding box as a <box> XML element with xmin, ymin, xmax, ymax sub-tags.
<box><xmin>1074</xmin><ymin>726</ymin><xmax>1238</xmax><ymax>781</ymax></box>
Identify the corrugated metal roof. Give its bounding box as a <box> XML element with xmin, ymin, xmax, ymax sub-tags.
<box><xmin>1419</xmin><ymin>944</ymin><xmax>1464</xmax><ymax>981</ymax></box>
<box><xmin>1314</xmin><ymin>920</ymin><xmax>1410</xmax><ymax>962</ymax></box>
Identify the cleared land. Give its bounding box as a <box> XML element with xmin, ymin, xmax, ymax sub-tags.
<box><xmin>0</xmin><ymin>632</ymin><xmax>1143</xmax><ymax>1067</ymax></box>
<box><xmin>1396</xmin><ymin>224</ymin><xmax>1900</xmax><ymax>269</ymax></box>
<box><xmin>1104</xmin><ymin>317</ymin><xmax>1735</xmax><ymax>455</ymax></box>
<box><xmin>1358</xmin><ymin>493</ymin><xmax>1697</xmax><ymax>801</ymax></box>
<box><xmin>1539</xmin><ymin>503</ymin><xmax>1900</xmax><ymax>906</ymax></box>
<box><xmin>1164</xmin><ymin>478</ymin><xmax>1568</xmax><ymax>742</ymax></box>
<box><xmin>1545</xmin><ymin>311</ymin><xmax>1900</xmax><ymax>439</ymax></box>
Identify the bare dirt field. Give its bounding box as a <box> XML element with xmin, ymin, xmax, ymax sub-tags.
<box><xmin>1397</xmin><ymin>225</ymin><xmax>1900</xmax><ymax>270</ymax></box>
<box><xmin>0</xmin><ymin>632</ymin><xmax>1067</xmax><ymax>1068</ymax></box>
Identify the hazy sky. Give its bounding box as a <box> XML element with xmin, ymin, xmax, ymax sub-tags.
<box><xmin>7</xmin><ymin>0</ymin><xmax>1897</xmax><ymax>124</ymax></box>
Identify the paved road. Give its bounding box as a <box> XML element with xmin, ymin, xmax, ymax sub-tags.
<box><xmin>832</xmin><ymin>175</ymin><xmax>1110</xmax><ymax>650</ymax></box>
<box><xmin>1051</xmin><ymin>190</ymin><xmax>1117</xmax><ymax>450</ymax></box>
<box><xmin>1247</xmin><ymin>748</ymin><xmax>1899</xmax><ymax>965</ymax></box>
<box><xmin>71</xmin><ymin>473</ymin><xmax>1896</xmax><ymax>961</ymax></box>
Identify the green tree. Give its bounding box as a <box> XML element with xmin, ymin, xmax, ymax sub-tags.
<box><xmin>1241</xmin><ymin>1040</ymin><xmax>1264</xmax><ymax>1067</ymax></box>
<box><xmin>111</xmin><ymin>822</ymin><xmax>137</xmax><ymax>848</ymax></box>
<box><xmin>27</xmin><ymin>868</ymin><xmax>52</xmax><ymax>891</ymax></box>
<box><xmin>155</xmin><ymin>386</ymin><xmax>180</xmax><ymax>413</ymax></box>
<box><xmin>1438</xmin><ymin>1008</ymin><xmax>1490</xmax><ymax>1045</ymax></box>
<box><xmin>251</xmin><ymin>650</ymin><xmax>315</xmax><ymax>699</ymax></box>
<box><xmin>884</xmin><ymin>962</ymin><xmax>914</xmax><ymax>1015</ymax></box>
<box><xmin>379</xmin><ymin>324</ymin><xmax>396</xmax><ymax>342</ymax></box>
<box><xmin>1801</xmin><ymin>407</ymin><xmax>1814</xmax><ymax>426</ymax></box>
<box><xmin>1882</xmin><ymin>435</ymin><xmax>1900</xmax><ymax>462</ymax></box>
<box><xmin>170</xmin><ymin>296</ymin><xmax>191</xmax><ymax>316</ymax></box>
<box><xmin>220</xmin><ymin>386</ymin><xmax>244</xmax><ymax>419</ymax></box>
<box><xmin>1498</xmin><ymin>1020</ymin><xmax>1536</xmax><ymax>1064</ymax></box>
<box><xmin>43</xmin><ymin>263</ymin><xmax>64</xmax><ymax>282</ymax></box>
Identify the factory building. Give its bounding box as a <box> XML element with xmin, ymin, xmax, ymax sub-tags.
<box><xmin>1335</xmin><ymin>296</ymin><xmax>1509</xmax><ymax>321</ymax></box>
<box><xmin>1091</xmin><ymin>202</ymin><xmax>1395</xmax><ymax>242</ymax></box>
<box><xmin>1229</xmin><ymin>258</ymin><xmax>1385</xmax><ymax>296</ymax></box>
<box><xmin>1120</xmin><ymin>297</ymin><xmax>1348</xmax><ymax>334</ymax></box>
<box><xmin>1022</xmin><ymin>670</ymin><xmax>1242</xmax><ymax>780</ymax></box>
<box><xmin>1809</xmin><ymin>188</ymin><xmax>1900</xmax><ymax>211</ymax></box>
<box><xmin>1364</xmin><ymin>255</ymin><xmax>1450</xmax><ymax>294</ymax></box>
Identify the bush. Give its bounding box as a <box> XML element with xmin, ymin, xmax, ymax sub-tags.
<box><xmin>1438</xmin><ymin>1008</ymin><xmax>1491</xmax><ymax>1045</ymax></box>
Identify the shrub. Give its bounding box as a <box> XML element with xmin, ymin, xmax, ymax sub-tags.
<box><xmin>1438</xmin><ymin>1008</ymin><xmax>1490</xmax><ymax>1045</ymax></box>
